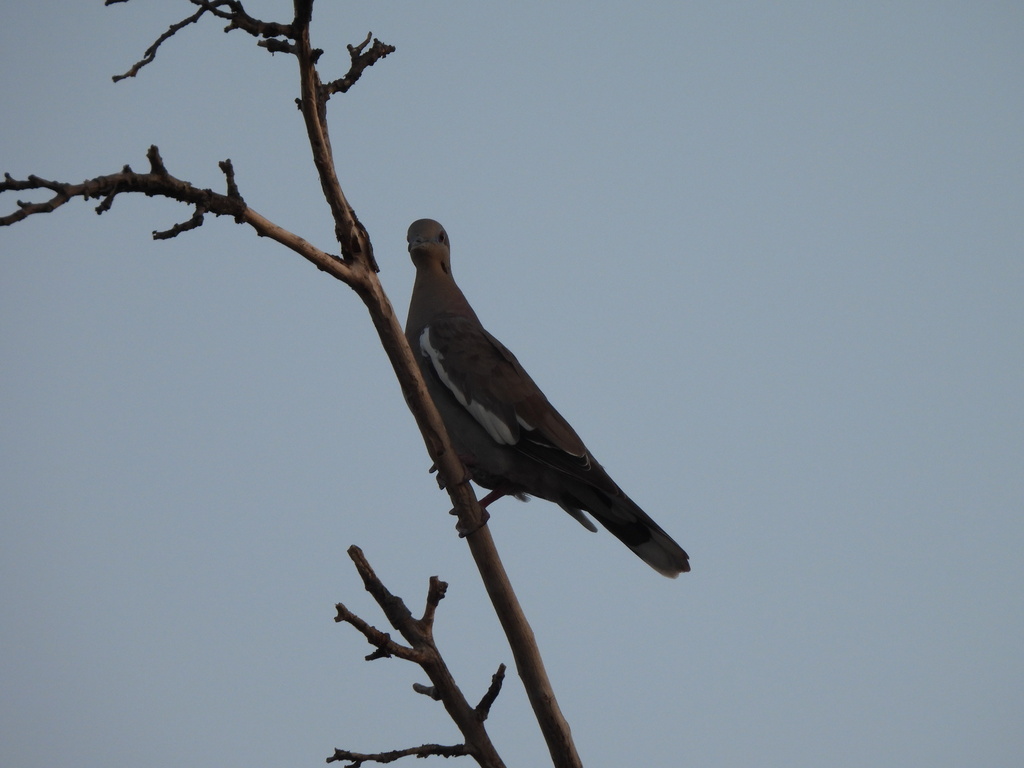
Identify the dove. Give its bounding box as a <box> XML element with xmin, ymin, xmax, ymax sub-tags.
<box><xmin>405</xmin><ymin>219</ymin><xmax>689</xmax><ymax>577</ymax></box>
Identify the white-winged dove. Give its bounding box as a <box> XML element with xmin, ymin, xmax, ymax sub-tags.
<box><xmin>405</xmin><ymin>219</ymin><xmax>690</xmax><ymax>577</ymax></box>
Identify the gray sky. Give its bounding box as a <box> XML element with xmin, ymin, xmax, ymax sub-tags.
<box><xmin>2</xmin><ymin>2</ymin><xmax>1022</xmax><ymax>766</ymax></box>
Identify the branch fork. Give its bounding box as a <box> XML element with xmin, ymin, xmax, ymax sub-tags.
<box><xmin>332</xmin><ymin>547</ymin><xmax>507</xmax><ymax>767</ymax></box>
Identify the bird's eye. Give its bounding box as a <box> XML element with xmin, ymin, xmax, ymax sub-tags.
<box><xmin>438</xmin><ymin>230</ymin><xmax>446</xmax><ymax>243</ymax></box>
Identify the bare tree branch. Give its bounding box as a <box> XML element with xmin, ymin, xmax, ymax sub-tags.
<box><xmin>110</xmin><ymin>0</ymin><xmax>299</xmax><ymax>82</ymax></box>
<box><xmin>325</xmin><ymin>32</ymin><xmax>397</xmax><ymax>97</ymax></box>
<box><xmin>333</xmin><ymin>602</ymin><xmax>421</xmax><ymax>664</ymax></box>
<box><xmin>214</xmin><ymin>1</ymin><xmax>293</xmax><ymax>41</ymax></box>
<box><xmin>475</xmin><ymin>665</ymin><xmax>507</xmax><ymax>721</ymax></box>
<box><xmin>421</xmin><ymin>575</ymin><xmax>447</xmax><ymax>630</ymax></box>
<box><xmin>1</xmin><ymin>146</ymin><xmax>361</xmax><ymax>285</ymax></box>
<box><xmin>2</xmin><ymin>145</ymin><xmax>242</xmax><ymax>229</ymax></box>
<box><xmin>327</xmin><ymin>743</ymin><xmax>468</xmax><ymax>767</ymax></box>
<box><xmin>291</xmin><ymin>1</ymin><xmax>378</xmax><ymax>272</ymax></box>
<box><xmin>334</xmin><ymin>547</ymin><xmax>506</xmax><ymax>768</ymax></box>
<box><xmin>111</xmin><ymin>6</ymin><xmax>206</xmax><ymax>81</ymax></box>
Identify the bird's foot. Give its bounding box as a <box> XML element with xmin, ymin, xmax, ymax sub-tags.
<box><xmin>448</xmin><ymin>484</ymin><xmax>503</xmax><ymax>537</ymax></box>
<box><xmin>427</xmin><ymin>461</ymin><xmax>446</xmax><ymax>490</ymax></box>
<box><xmin>455</xmin><ymin>507</ymin><xmax>490</xmax><ymax>538</ymax></box>
<box><xmin>429</xmin><ymin>455</ymin><xmax>476</xmax><ymax>490</ymax></box>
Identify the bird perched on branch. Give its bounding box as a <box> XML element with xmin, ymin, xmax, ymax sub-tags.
<box><xmin>405</xmin><ymin>219</ymin><xmax>689</xmax><ymax>577</ymax></box>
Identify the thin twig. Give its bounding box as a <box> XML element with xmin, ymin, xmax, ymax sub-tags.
<box><xmin>421</xmin><ymin>575</ymin><xmax>447</xmax><ymax>629</ymax></box>
<box><xmin>333</xmin><ymin>602</ymin><xmax>421</xmax><ymax>663</ymax></box>
<box><xmin>111</xmin><ymin>4</ymin><xmax>210</xmax><ymax>81</ymax></box>
<box><xmin>327</xmin><ymin>742</ymin><xmax>468</xmax><ymax>766</ymax></box>
<box><xmin>324</xmin><ymin>32</ymin><xmax>397</xmax><ymax>97</ymax></box>
<box><xmin>111</xmin><ymin>0</ymin><xmax>295</xmax><ymax>82</ymax></box>
<box><xmin>475</xmin><ymin>665</ymin><xmax>506</xmax><ymax>721</ymax></box>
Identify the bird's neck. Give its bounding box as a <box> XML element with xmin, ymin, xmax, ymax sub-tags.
<box><xmin>406</xmin><ymin>266</ymin><xmax>480</xmax><ymax>337</ymax></box>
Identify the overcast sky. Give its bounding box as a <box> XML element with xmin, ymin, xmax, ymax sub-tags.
<box><xmin>2</xmin><ymin>2</ymin><xmax>1022</xmax><ymax>767</ymax></box>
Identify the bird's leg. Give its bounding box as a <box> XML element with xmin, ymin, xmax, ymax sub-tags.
<box><xmin>449</xmin><ymin>485</ymin><xmax>511</xmax><ymax>538</ymax></box>
<box><xmin>477</xmin><ymin>487</ymin><xmax>510</xmax><ymax>509</ymax></box>
<box><xmin>426</xmin><ymin>454</ymin><xmax>491</xmax><ymax>535</ymax></box>
<box><xmin>447</xmin><ymin>485</ymin><xmax>508</xmax><ymax>516</ymax></box>
<box><xmin>452</xmin><ymin>484</ymin><xmax>516</xmax><ymax>537</ymax></box>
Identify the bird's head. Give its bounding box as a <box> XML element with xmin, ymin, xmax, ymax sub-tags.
<box><xmin>407</xmin><ymin>218</ymin><xmax>452</xmax><ymax>274</ymax></box>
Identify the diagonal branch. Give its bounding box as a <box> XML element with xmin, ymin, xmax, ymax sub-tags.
<box><xmin>110</xmin><ymin>2</ymin><xmax>210</xmax><ymax>81</ymax></box>
<box><xmin>475</xmin><ymin>664</ymin><xmax>506</xmax><ymax>721</ymax></box>
<box><xmin>324</xmin><ymin>32</ymin><xmax>397</xmax><ymax>97</ymax></box>
<box><xmin>333</xmin><ymin>601</ymin><xmax>422</xmax><ymax>664</ymax></box>
<box><xmin>1</xmin><ymin>145</ymin><xmax>358</xmax><ymax>286</ymax></box>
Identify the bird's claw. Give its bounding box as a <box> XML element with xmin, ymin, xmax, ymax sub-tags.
<box><xmin>454</xmin><ymin>507</ymin><xmax>490</xmax><ymax>538</ymax></box>
<box><xmin>429</xmin><ymin>456</ymin><xmax>474</xmax><ymax>490</ymax></box>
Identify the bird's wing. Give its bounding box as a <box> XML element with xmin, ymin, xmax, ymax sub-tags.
<box><xmin>419</xmin><ymin>313</ymin><xmax>616</xmax><ymax>491</ymax></box>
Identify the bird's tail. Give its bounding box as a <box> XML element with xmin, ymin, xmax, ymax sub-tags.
<box><xmin>559</xmin><ymin>488</ymin><xmax>690</xmax><ymax>577</ymax></box>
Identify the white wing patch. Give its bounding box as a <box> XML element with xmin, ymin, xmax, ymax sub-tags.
<box><xmin>420</xmin><ymin>327</ymin><xmax>517</xmax><ymax>445</ymax></box>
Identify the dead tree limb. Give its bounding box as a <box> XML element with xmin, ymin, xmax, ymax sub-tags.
<box><xmin>332</xmin><ymin>547</ymin><xmax>505</xmax><ymax>767</ymax></box>
<box><xmin>2</xmin><ymin>3</ymin><xmax>583</xmax><ymax>767</ymax></box>
<box><xmin>327</xmin><ymin>743</ymin><xmax>468</xmax><ymax>767</ymax></box>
